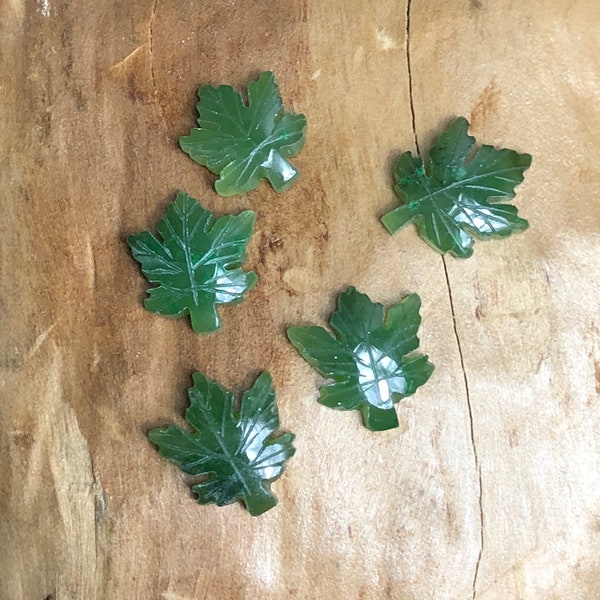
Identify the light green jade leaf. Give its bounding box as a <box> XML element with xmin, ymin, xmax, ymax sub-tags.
<box><xmin>180</xmin><ymin>71</ymin><xmax>307</xmax><ymax>196</ymax></box>
<box><xmin>287</xmin><ymin>287</ymin><xmax>434</xmax><ymax>431</ymax></box>
<box><xmin>128</xmin><ymin>191</ymin><xmax>257</xmax><ymax>333</ymax></box>
<box><xmin>381</xmin><ymin>117</ymin><xmax>532</xmax><ymax>258</ymax></box>
<box><xmin>148</xmin><ymin>372</ymin><xmax>295</xmax><ymax>516</ymax></box>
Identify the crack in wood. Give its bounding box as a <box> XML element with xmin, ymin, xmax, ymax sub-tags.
<box><xmin>149</xmin><ymin>0</ymin><xmax>158</xmax><ymax>92</ymax></box>
<box><xmin>405</xmin><ymin>1</ymin><xmax>483</xmax><ymax>597</ymax></box>
<box><xmin>443</xmin><ymin>258</ymin><xmax>483</xmax><ymax>600</ymax></box>
<box><xmin>404</xmin><ymin>0</ymin><xmax>420</xmax><ymax>155</ymax></box>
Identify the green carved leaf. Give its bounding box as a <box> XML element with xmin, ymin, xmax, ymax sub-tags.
<box><xmin>180</xmin><ymin>71</ymin><xmax>307</xmax><ymax>196</ymax></box>
<box><xmin>128</xmin><ymin>191</ymin><xmax>257</xmax><ymax>333</ymax></box>
<box><xmin>381</xmin><ymin>117</ymin><xmax>532</xmax><ymax>257</ymax></box>
<box><xmin>287</xmin><ymin>287</ymin><xmax>434</xmax><ymax>431</ymax></box>
<box><xmin>148</xmin><ymin>371</ymin><xmax>295</xmax><ymax>516</ymax></box>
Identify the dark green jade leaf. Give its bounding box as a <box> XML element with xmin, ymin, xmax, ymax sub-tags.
<box><xmin>381</xmin><ymin>116</ymin><xmax>532</xmax><ymax>258</ymax></box>
<box><xmin>148</xmin><ymin>372</ymin><xmax>295</xmax><ymax>516</ymax></box>
<box><xmin>127</xmin><ymin>191</ymin><xmax>257</xmax><ymax>333</ymax></box>
<box><xmin>287</xmin><ymin>287</ymin><xmax>434</xmax><ymax>432</ymax></box>
<box><xmin>180</xmin><ymin>71</ymin><xmax>307</xmax><ymax>196</ymax></box>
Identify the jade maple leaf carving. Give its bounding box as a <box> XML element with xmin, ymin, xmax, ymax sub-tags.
<box><xmin>148</xmin><ymin>371</ymin><xmax>295</xmax><ymax>516</ymax></box>
<box><xmin>127</xmin><ymin>191</ymin><xmax>257</xmax><ymax>333</ymax></box>
<box><xmin>180</xmin><ymin>71</ymin><xmax>307</xmax><ymax>196</ymax></box>
<box><xmin>381</xmin><ymin>117</ymin><xmax>532</xmax><ymax>258</ymax></box>
<box><xmin>287</xmin><ymin>287</ymin><xmax>434</xmax><ymax>431</ymax></box>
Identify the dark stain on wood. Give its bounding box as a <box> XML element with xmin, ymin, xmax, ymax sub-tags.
<box><xmin>470</xmin><ymin>80</ymin><xmax>500</xmax><ymax>129</ymax></box>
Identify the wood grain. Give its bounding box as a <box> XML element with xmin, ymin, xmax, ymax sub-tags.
<box><xmin>1</xmin><ymin>1</ymin><xmax>599</xmax><ymax>598</ymax></box>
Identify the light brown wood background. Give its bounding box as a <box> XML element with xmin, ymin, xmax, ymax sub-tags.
<box><xmin>1</xmin><ymin>0</ymin><xmax>599</xmax><ymax>598</ymax></box>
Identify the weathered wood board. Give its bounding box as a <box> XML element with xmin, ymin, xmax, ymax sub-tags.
<box><xmin>1</xmin><ymin>0</ymin><xmax>599</xmax><ymax>598</ymax></box>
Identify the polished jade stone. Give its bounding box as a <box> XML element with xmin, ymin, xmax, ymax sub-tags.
<box><xmin>128</xmin><ymin>191</ymin><xmax>257</xmax><ymax>333</ymax></box>
<box><xmin>180</xmin><ymin>71</ymin><xmax>307</xmax><ymax>196</ymax></box>
<box><xmin>288</xmin><ymin>286</ymin><xmax>434</xmax><ymax>431</ymax></box>
<box><xmin>148</xmin><ymin>371</ymin><xmax>295</xmax><ymax>516</ymax></box>
<box><xmin>381</xmin><ymin>116</ymin><xmax>532</xmax><ymax>258</ymax></box>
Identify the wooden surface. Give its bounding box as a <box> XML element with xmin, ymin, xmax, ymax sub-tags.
<box><xmin>1</xmin><ymin>1</ymin><xmax>599</xmax><ymax>598</ymax></box>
